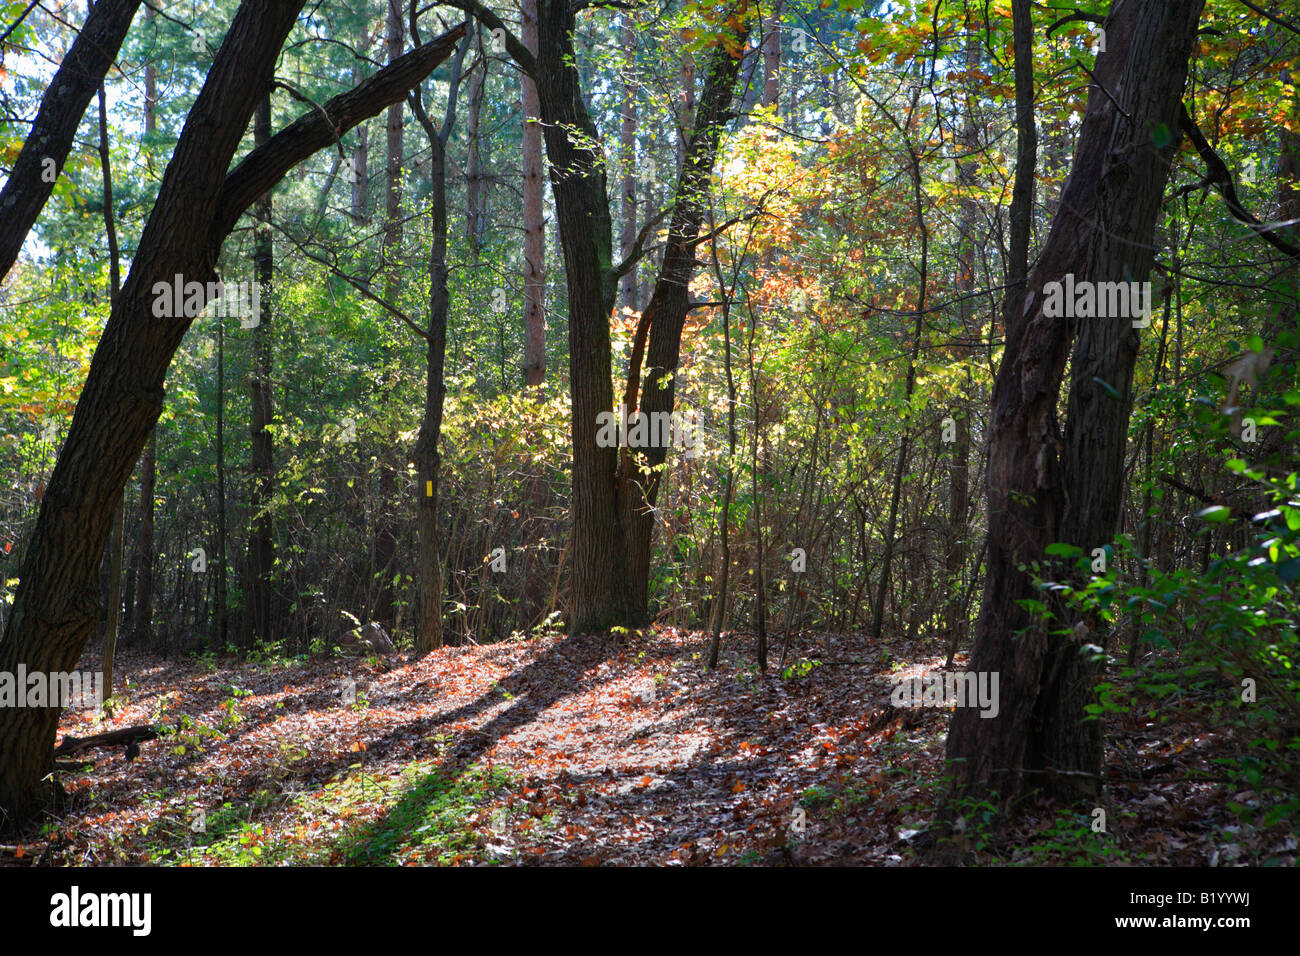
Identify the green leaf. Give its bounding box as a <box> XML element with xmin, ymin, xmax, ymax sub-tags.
<box><xmin>1277</xmin><ymin>557</ymin><xmax>1300</xmax><ymax>584</ymax></box>
<box><xmin>1045</xmin><ymin>542</ymin><xmax>1083</xmax><ymax>557</ymax></box>
<box><xmin>1194</xmin><ymin>505</ymin><xmax>1232</xmax><ymax>523</ymax></box>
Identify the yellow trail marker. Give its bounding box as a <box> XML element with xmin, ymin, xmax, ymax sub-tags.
<box><xmin>426</xmin><ymin>480</ymin><xmax>433</xmax><ymax>497</ymax></box>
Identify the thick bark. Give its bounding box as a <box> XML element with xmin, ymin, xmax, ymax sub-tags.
<box><xmin>0</xmin><ymin>0</ymin><xmax>305</xmax><ymax>830</ymax></box>
<box><xmin>0</xmin><ymin>0</ymin><xmax>144</xmax><ymax>282</ymax></box>
<box><xmin>944</xmin><ymin>0</ymin><xmax>1205</xmax><ymax>810</ymax></box>
<box><xmin>533</xmin><ymin>0</ymin><xmax>637</xmax><ymax>633</ymax></box>
<box><xmin>0</xmin><ymin>9</ymin><xmax>464</xmax><ymax>830</ymax></box>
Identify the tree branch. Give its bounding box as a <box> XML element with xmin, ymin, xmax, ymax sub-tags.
<box><xmin>612</xmin><ymin>206</ymin><xmax>672</xmax><ymax>280</ymax></box>
<box><xmin>210</xmin><ymin>23</ymin><xmax>466</xmax><ymax>247</ymax></box>
<box><xmin>1179</xmin><ymin>103</ymin><xmax>1300</xmax><ymax>260</ymax></box>
<box><xmin>1237</xmin><ymin>0</ymin><xmax>1300</xmax><ymax>36</ymax></box>
<box><xmin>1044</xmin><ymin>10</ymin><xmax>1105</xmax><ymax>37</ymax></box>
<box><xmin>0</xmin><ymin>0</ymin><xmax>145</xmax><ymax>282</ymax></box>
<box><xmin>431</xmin><ymin>0</ymin><xmax>535</xmax><ymax>77</ymax></box>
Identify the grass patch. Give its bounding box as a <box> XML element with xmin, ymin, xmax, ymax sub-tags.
<box><xmin>151</xmin><ymin>760</ymin><xmax>533</xmax><ymax>866</ymax></box>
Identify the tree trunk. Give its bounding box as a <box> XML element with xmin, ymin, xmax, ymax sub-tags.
<box><xmin>762</xmin><ymin>1</ymin><xmax>782</xmax><ymax>110</ymax></box>
<box><xmin>93</xmin><ymin>35</ymin><xmax>124</xmax><ymax>707</ymax></box>
<box><xmin>677</xmin><ymin>33</ymin><xmax>695</xmax><ymax>173</ymax></box>
<box><xmin>533</xmin><ymin>0</ymin><xmax>637</xmax><ymax>633</ymax></box>
<box><xmin>0</xmin><ymin>9</ymin><xmax>464</xmax><ymax>830</ymax></box>
<box><xmin>382</xmin><ymin>0</ymin><xmax>405</xmax><ymax>298</ymax></box>
<box><xmin>215</xmin><ymin>307</ymin><xmax>229</xmax><ymax>650</ymax></box>
<box><xmin>944</xmin><ymin>14</ymin><xmax>981</xmax><ymax>665</ymax></box>
<box><xmin>370</xmin><ymin>0</ymin><xmax>406</xmax><ymax>635</ymax></box>
<box><xmin>522</xmin><ymin>0</ymin><xmax>546</xmax><ymax>386</ymax></box>
<box><xmin>409</xmin><ymin>20</ymin><xmax>471</xmax><ymax>655</ymax></box>
<box><xmin>706</xmin><ymin>257</ymin><xmax>738</xmax><ymax>669</ymax></box>
<box><xmin>870</xmin><ymin>99</ymin><xmax>928</xmax><ymax>644</ymax></box>
<box><xmin>944</xmin><ymin>0</ymin><xmax>1205</xmax><ymax>811</ymax></box>
<box><xmin>0</xmin><ymin>0</ymin><xmax>307</xmax><ymax>831</ymax></box>
<box><xmin>465</xmin><ymin>30</ymin><xmax>487</xmax><ymax>252</ymax></box>
<box><xmin>618</xmin><ymin>36</ymin><xmax>743</xmax><ymax>618</ymax></box>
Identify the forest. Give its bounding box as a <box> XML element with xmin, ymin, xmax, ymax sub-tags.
<box><xmin>0</xmin><ymin>0</ymin><xmax>1295</xmax><ymax>873</ymax></box>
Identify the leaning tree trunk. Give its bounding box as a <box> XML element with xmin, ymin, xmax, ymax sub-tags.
<box><xmin>944</xmin><ymin>0</ymin><xmax>1205</xmax><ymax>811</ymax></box>
<box><xmin>0</xmin><ymin>0</ymin><xmax>307</xmax><ymax>830</ymax></box>
<box><xmin>0</xmin><ymin>10</ymin><xmax>464</xmax><ymax>830</ymax></box>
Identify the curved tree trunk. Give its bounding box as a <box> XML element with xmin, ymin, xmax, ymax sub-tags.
<box><xmin>0</xmin><ymin>0</ymin><xmax>307</xmax><ymax>831</ymax></box>
<box><xmin>0</xmin><ymin>10</ymin><xmax>464</xmax><ymax>831</ymax></box>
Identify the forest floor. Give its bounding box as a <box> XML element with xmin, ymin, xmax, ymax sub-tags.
<box><xmin>6</xmin><ymin>628</ymin><xmax>1293</xmax><ymax>866</ymax></box>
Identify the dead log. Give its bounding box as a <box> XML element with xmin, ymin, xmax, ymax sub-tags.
<box><xmin>53</xmin><ymin>725</ymin><xmax>161</xmax><ymax>760</ymax></box>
